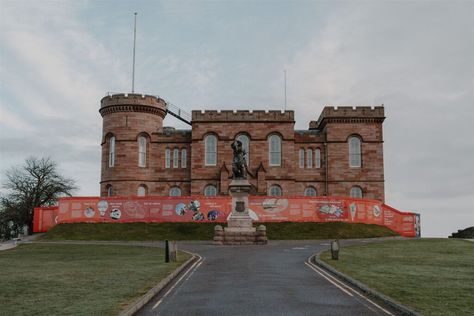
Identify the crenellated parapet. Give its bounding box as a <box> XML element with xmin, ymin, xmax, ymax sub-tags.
<box><xmin>99</xmin><ymin>93</ymin><xmax>167</xmax><ymax>118</ymax></box>
<box><xmin>309</xmin><ymin>106</ymin><xmax>385</xmax><ymax>130</ymax></box>
<box><xmin>192</xmin><ymin>110</ymin><xmax>294</xmax><ymax>122</ymax></box>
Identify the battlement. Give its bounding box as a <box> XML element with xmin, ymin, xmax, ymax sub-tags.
<box><xmin>192</xmin><ymin>110</ymin><xmax>294</xmax><ymax>122</ymax></box>
<box><xmin>99</xmin><ymin>93</ymin><xmax>167</xmax><ymax>118</ymax></box>
<box><xmin>309</xmin><ymin>106</ymin><xmax>385</xmax><ymax>129</ymax></box>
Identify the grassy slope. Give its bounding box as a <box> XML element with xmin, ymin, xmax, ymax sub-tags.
<box><xmin>0</xmin><ymin>244</ymin><xmax>190</xmax><ymax>316</ymax></box>
<box><xmin>41</xmin><ymin>222</ymin><xmax>398</xmax><ymax>241</ymax></box>
<box><xmin>320</xmin><ymin>239</ymin><xmax>474</xmax><ymax>316</ymax></box>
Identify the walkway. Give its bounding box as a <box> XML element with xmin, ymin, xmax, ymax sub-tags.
<box><xmin>138</xmin><ymin>239</ymin><xmax>399</xmax><ymax>316</ymax></box>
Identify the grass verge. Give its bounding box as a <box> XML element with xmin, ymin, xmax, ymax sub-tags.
<box><xmin>42</xmin><ymin>222</ymin><xmax>398</xmax><ymax>241</ymax></box>
<box><xmin>320</xmin><ymin>238</ymin><xmax>474</xmax><ymax>316</ymax></box>
<box><xmin>0</xmin><ymin>243</ymin><xmax>191</xmax><ymax>316</ymax></box>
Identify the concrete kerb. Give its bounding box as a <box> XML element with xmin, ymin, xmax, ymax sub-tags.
<box><xmin>119</xmin><ymin>250</ymin><xmax>199</xmax><ymax>316</ymax></box>
<box><xmin>311</xmin><ymin>252</ymin><xmax>421</xmax><ymax>316</ymax></box>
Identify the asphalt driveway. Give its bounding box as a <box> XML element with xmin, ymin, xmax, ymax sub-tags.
<box><xmin>137</xmin><ymin>239</ymin><xmax>398</xmax><ymax>316</ymax></box>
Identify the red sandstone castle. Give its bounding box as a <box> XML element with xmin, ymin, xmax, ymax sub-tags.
<box><xmin>100</xmin><ymin>93</ymin><xmax>385</xmax><ymax>201</ymax></box>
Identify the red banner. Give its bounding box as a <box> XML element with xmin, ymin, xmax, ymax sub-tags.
<box><xmin>33</xmin><ymin>196</ymin><xmax>420</xmax><ymax>237</ymax></box>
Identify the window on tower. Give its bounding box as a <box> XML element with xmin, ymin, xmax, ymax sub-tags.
<box><xmin>108</xmin><ymin>136</ymin><xmax>115</xmax><ymax>168</ymax></box>
<box><xmin>349</xmin><ymin>136</ymin><xmax>362</xmax><ymax>168</ymax></box>
<box><xmin>173</xmin><ymin>148</ymin><xmax>179</xmax><ymax>168</ymax></box>
<box><xmin>165</xmin><ymin>148</ymin><xmax>171</xmax><ymax>168</ymax></box>
<box><xmin>205</xmin><ymin>135</ymin><xmax>217</xmax><ymax>166</ymax></box>
<box><xmin>138</xmin><ymin>136</ymin><xmax>147</xmax><ymax>167</ymax></box>
<box><xmin>181</xmin><ymin>148</ymin><xmax>187</xmax><ymax>168</ymax></box>
<box><xmin>315</xmin><ymin>148</ymin><xmax>321</xmax><ymax>168</ymax></box>
<box><xmin>268</xmin><ymin>134</ymin><xmax>281</xmax><ymax>166</ymax></box>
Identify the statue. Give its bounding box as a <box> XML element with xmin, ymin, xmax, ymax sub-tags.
<box><xmin>231</xmin><ymin>140</ymin><xmax>247</xmax><ymax>179</ymax></box>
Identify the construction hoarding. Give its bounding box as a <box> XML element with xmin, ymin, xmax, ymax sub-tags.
<box><xmin>34</xmin><ymin>196</ymin><xmax>420</xmax><ymax>237</ymax></box>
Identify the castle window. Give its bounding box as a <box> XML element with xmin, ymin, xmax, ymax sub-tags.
<box><xmin>307</xmin><ymin>149</ymin><xmax>313</xmax><ymax>168</ymax></box>
<box><xmin>268</xmin><ymin>135</ymin><xmax>281</xmax><ymax>166</ymax></box>
<box><xmin>169</xmin><ymin>187</ymin><xmax>181</xmax><ymax>196</ymax></box>
<box><xmin>349</xmin><ymin>136</ymin><xmax>361</xmax><ymax>167</ymax></box>
<box><xmin>236</xmin><ymin>134</ymin><xmax>250</xmax><ymax>166</ymax></box>
<box><xmin>204</xmin><ymin>185</ymin><xmax>217</xmax><ymax>196</ymax></box>
<box><xmin>181</xmin><ymin>148</ymin><xmax>187</xmax><ymax>168</ymax></box>
<box><xmin>138</xmin><ymin>136</ymin><xmax>147</xmax><ymax>167</ymax></box>
<box><xmin>165</xmin><ymin>148</ymin><xmax>171</xmax><ymax>168</ymax></box>
<box><xmin>106</xmin><ymin>185</ymin><xmax>113</xmax><ymax>197</ymax></box>
<box><xmin>108</xmin><ymin>136</ymin><xmax>115</xmax><ymax>168</ymax></box>
<box><xmin>137</xmin><ymin>185</ymin><xmax>147</xmax><ymax>197</ymax></box>
<box><xmin>269</xmin><ymin>185</ymin><xmax>282</xmax><ymax>196</ymax></box>
<box><xmin>350</xmin><ymin>186</ymin><xmax>363</xmax><ymax>198</ymax></box>
<box><xmin>205</xmin><ymin>135</ymin><xmax>217</xmax><ymax>166</ymax></box>
<box><xmin>173</xmin><ymin>148</ymin><xmax>179</xmax><ymax>168</ymax></box>
<box><xmin>304</xmin><ymin>187</ymin><xmax>317</xmax><ymax>196</ymax></box>
<box><xmin>315</xmin><ymin>148</ymin><xmax>321</xmax><ymax>168</ymax></box>
<box><xmin>299</xmin><ymin>148</ymin><xmax>304</xmax><ymax>168</ymax></box>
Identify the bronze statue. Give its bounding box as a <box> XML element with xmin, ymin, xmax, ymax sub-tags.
<box><xmin>231</xmin><ymin>140</ymin><xmax>247</xmax><ymax>179</ymax></box>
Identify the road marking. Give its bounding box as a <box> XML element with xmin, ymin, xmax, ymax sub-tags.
<box><xmin>304</xmin><ymin>262</ymin><xmax>354</xmax><ymax>297</ymax></box>
<box><xmin>292</xmin><ymin>247</ymin><xmax>307</xmax><ymax>250</ymax></box>
<box><xmin>320</xmin><ymin>243</ymin><xmax>330</xmax><ymax>246</ymax></box>
<box><xmin>152</xmin><ymin>255</ymin><xmax>204</xmax><ymax>310</ymax></box>
<box><xmin>306</xmin><ymin>259</ymin><xmax>394</xmax><ymax>315</ymax></box>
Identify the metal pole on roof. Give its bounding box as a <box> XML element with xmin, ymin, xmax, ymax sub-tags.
<box><xmin>284</xmin><ymin>70</ymin><xmax>287</xmax><ymax>111</ymax></box>
<box><xmin>132</xmin><ymin>12</ymin><xmax>137</xmax><ymax>93</ymax></box>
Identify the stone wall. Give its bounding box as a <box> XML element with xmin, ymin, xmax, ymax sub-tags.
<box><xmin>100</xmin><ymin>96</ymin><xmax>386</xmax><ymax>201</ymax></box>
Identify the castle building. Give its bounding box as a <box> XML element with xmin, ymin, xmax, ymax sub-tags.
<box><xmin>99</xmin><ymin>93</ymin><xmax>386</xmax><ymax>201</ymax></box>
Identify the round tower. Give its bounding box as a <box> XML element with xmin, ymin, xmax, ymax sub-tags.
<box><xmin>99</xmin><ymin>93</ymin><xmax>167</xmax><ymax>197</ymax></box>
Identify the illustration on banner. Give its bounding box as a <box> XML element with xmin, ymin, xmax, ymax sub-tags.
<box><xmin>318</xmin><ymin>204</ymin><xmax>344</xmax><ymax>219</ymax></box>
<box><xmin>262</xmin><ymin>199</ymin><xmax>288</xmax><ymax>213</ymax></box>
<box><xmin>97</xmin><ymin>200</ymin><xmax>108</xmax><ymax>216</ymax></box>
<box><xmin>373</xmin><ymin>205</ymin><xmax>381</xmax><ymax>217</ymax></box>
<box><xmin>174</xmin><ymin>200</ymin><xmax>213</xmax><ymax>221</ymax></box>
<box><xmin>349</xmin><ymin>203</ymin><xmax>357</xmax><ymax>221</ymax></box>
<box><xmin>84</xmin><ymin>207</ymin><xmax>95</xmax><ymax>218</ymax></box>
<box><xmin>110</xmin><ymin>208</ymin><xmax>121</xmax><ymax>220</ymax></box>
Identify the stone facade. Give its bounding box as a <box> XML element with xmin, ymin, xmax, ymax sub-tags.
<box><xmin>100</xmin><ymin>93</ymin><xmax>386</xmax><ymax>201</ymax></box>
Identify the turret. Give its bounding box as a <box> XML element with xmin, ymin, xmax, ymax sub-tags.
<box><xmin>99</xmin><ymin>93</ymin><xmax>167</xmax><ymax>197</ymax></box>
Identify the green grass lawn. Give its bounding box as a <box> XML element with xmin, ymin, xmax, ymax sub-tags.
<box><xmin>42</xmin><ymin>222</ymin><xmax>398</xmax><ymax>241</ymax></box>
<box><xmin>0</xmin><ymin>243</ymin><xmax>191</xmax><ymax>316</ymax></box>
<box><xmin>320</xmin><ymin>239</ymin><xmax>474</xmax><ymax>316</ymax></box>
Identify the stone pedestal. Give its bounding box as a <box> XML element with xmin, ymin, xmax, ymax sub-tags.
<box><xmin>214</xmin><ymin>179</ymin><xmax>267</xmax><ymax>245</ymax></box>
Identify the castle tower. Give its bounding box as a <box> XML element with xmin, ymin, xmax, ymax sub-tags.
<box><xmin>99</xmin><ymin>93</ymin><xmax>167</xmax><ymax>197</ymax></box>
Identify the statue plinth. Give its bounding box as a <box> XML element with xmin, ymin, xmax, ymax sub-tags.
<box><xmin>213</xmin><ymin>179</ymin><xmax>267</xmax><ymax>245</ymax></box>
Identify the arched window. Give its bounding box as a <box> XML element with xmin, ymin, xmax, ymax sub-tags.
<box><xmin>205</xmin><ymin>135</ymin><xmax>217</xmax><ymax>166</ymax></box>
<box><xmin>315</xmin><ymin>148</ymin><xmax>321</xmax><ymax>168</ymax></box>
<box><xmin>108</xmin><ymin>136</ymin><xmax>115</xmax><ymax>167</ymax></box>
<box><xmin>349</xmin><ymin>136</ymin><xmax>361</xmax><ymax>167</ymax></box>
<box><xmin>169</xmin><ymin>187</ymin><xmax>181</xmax><ymax>196</ymax></box>
<box><xmin>138</xmin><ymin>136</ymin><xmax>147</xmax><ymax>167</ymax></box>
<box><xmin>236</xmin><ymin>134</ymin><xmax>250</xmax><ymax>166</ymax></box>
<box><xmin>204</xmin><ymin>185</ymin><xmax>217</xmax><ymax>196</ymax></box>
<box><xmin>181</xmin><ymin>148</ymin><xmax>187</xmax><ymax>168</ymax></box>
<box><xmin>307</xmin><ymin>149</ymin><xmax>313</xmax><ymax>168</ymax></box>
<box><xmin>350</xmin><ymin>186</ymin><xmax>363</xmax><ymax>198</ymax></box>
<box><xmin>173</xmin><ymin>148</ymin><xmax>179</xmax><ymax>168</ymax></box>
<box><xmin>268</xmin><ymin>134</ymin><xmax>281</xmax><ymax>166</ymax></box>
<box><xmin>304</xmin><ymin>187</ymin><xmax>317</xmax><ymax>196</ymax></box>
<box><xmin>269</xmin><ymin>185</ymin><xmax>282</xmax><ymax>196</ymax></box>
<box><xmin>299</xmin><ymin>148</ymin><xmax>304</xmax><ymax>168</ymax></box>
<box><xmin>106</xmin><ymin>185</ymin><xmax>113</xmax><ymax>197</ymax></box>
<box><xmin>165</xmin><ymin>148</ymin><xmax>171</xmax><ymax>168</ymax></box>
<box><xmin>137</xmin><ymin>185</ymin><xmax>147</xmax><ymax>197</ymax></box>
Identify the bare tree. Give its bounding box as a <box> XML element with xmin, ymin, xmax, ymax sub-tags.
<box><xmin>0</xmin><ymin>157</ymin><xmax>77</xmax><ymax>236</ymax></box>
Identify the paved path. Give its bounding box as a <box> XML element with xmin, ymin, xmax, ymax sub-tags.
<box><xmin>138</xmin><ymin>239</ymin><xmax>399</xmax><ymax>316</ymax></box>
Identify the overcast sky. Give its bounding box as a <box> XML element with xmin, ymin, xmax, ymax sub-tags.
<box><xmin>1</xmin><ymin>0</ymin><xmax>473</xmax><ymax>237</ymax></box>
